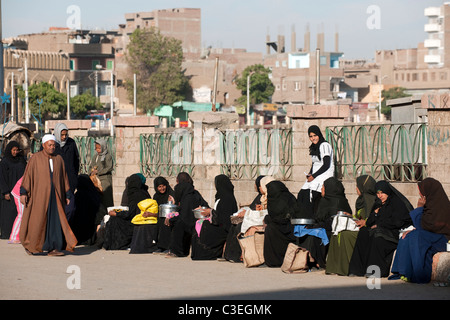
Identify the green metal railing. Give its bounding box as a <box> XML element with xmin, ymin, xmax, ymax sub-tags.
<box><xmin>217</xmin><ymin>127</ymin><xmax>292</xmax><ymax>180</ymax></box>
<box><xmin>325</xmin><ymin>123</ymin><xmax>428</xmax><ymax>182</ymax></box>
<box><xmin>140</xmin><ymin>129</ymin><xmax>194</xmax><ymax>178</ymax></box>
<box><xmin>73</xmin><ymin>136</ymin><xmax>116</xmax><ymax>174</ymax></box>
<box><xmin>139</xmin><ymin>127</ymin><xmax>293</xmax><ymax>180</ymax></box>
<box><xmin>31</xmin><ymin>136</ymin><xmax>116</xmax><ymax>174</ymax></box>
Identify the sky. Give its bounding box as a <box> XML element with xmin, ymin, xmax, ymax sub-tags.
<box><xmin>2</xmin><ymin>0</ymin><xmax>446</xmax><ymax>60</ymax></box>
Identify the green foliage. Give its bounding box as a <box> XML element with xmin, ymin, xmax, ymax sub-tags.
<box><xmin>235</xmin><ymin>64</ymin><xmax>275</xmax><ymax>106</ymax></box>
<box><xmin>125</xmin><ymin>28</ymin><xmax>191</xmax><ymax>113</ymax></box>
<box><xmin>17</xmin><ymin>82</ymin><xmax>66</xmax><ymax>120</ymax></box>
<box><xmin>381</xmin><ymin>87</ymin><xmax>411</xmax><ymax>116</ymax></box>
<box><xmin>70</xmin><ymin>92</ymin><xmax>102</xmax><ymax>118</ymax></box>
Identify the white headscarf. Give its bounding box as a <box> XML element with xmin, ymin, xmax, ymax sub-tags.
<box><xmin>54</xmin><ymin>123</ymin><xmax>69</xmax><ymax>147</ymax></box>
<box><xmin>259</xmin><ymin>176</ymin><xmax>275</xmax><ymax>208</ymax></box>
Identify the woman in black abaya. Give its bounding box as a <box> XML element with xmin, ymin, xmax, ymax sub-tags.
<box><xmin>69</xmin><ymin>174</ymin><xmax>101</xmax><ymax>244</ymax></box>
<box><xmin>152</xmin><ymin>176</ymin><xmax>174</xmax><ymax>253</ymax></box>
<box><xmin>0</xmin><ymin>141</ymin><xmax>27</xmax><ymax>239</ymax></box>
<box><xmin>103</xmin><ymin>174</ymin><xmax>150</xmax><ymax>250</ymax></box>
<box><xmin>191</xmin><ymin>174</ymin><xmax>238</xmax><ymax>260</ymax></box>
<box><xmin>348</xmin><ymin>180</ymin><xmax>413</xmax><ymax>277</ymax></box>
<box><xmin>263</xmin><ymin>180</ymin><xmax>299</xmax><ymax>267</ymax></box>
<box><xmin>167</xmin><ymin>178</ymin><xmax>209</xmax><ymax>257</ymax></box>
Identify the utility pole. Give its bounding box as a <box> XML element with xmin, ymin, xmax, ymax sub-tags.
<box><xmin>212</xmin><ymin>57</ymin><xmax>219</xmax><ymax>112</ymax></box>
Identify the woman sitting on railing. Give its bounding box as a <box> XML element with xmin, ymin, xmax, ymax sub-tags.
<box><xmin>390</xmin><ymin>177</ymin><xmax>450</xmax><ymax>283</ymax></box>
<box><xmin>297</xmin><ymin>125</ymin><xmax>335</xmax><ymax>220</ymax></box>
<box><xmin>348</xmin><ymin>180</ymin><xmax>413</xmax><ymax>278</ymax></box>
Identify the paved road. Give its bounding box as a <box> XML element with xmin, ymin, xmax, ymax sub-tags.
<box><xmin>1</xmin><ymin>240</ymin><xmax>448</xmax><ymax>302</ymax></box>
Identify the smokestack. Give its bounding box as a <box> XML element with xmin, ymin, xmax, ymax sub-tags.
<box><xmin>291</xmin><ymin>24</ymin><xmax>296</xmax><ymax>52</ymax></box>
<box><xmin>317</xmin><ymin>23</ymin><xmax>324</xmax><ymax>52</ymax></box>
<box><xmin>304</xmin><ymin>23</ymin><xmax>310</xmax><ymax>52</ymax></box>
<box><xmin>277</xmin><ymin>34</ymin><xmax>285</xmax><ymax>53</ymax></box>
<box><xmin>266</xmin><ymin>33</ymin><xmax>271</xmax><ymax>55</ymax></box>
<box><xmin>335</xmin><ymin>24</ymin><xmax>339</xmax><ymax>52</ymax></box>
<box><xmin>316</xmin><ymin>48</ymin><xmax>320</xmax><ymax>104</ymax></box>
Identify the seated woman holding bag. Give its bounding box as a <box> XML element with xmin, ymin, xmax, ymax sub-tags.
<box><xmin>224</xmin><ymin>175</ymin><xmax>265</xmax><ymax>263</ymax></box>
<box><xmin>325</xmin><ymin>175</ymin><xmax>375</xmax><ymax>275</ymax></box>
<box><xmin>296</xmin><ymin>177</ymin><xmax>352</xmax><ymax>270</ymax></box>
<box><xmin>103</xmin><ymin>173</ymin><xmax>150</xmax><ymax>250</ymax></box>
<box><xmin>263</xmin><ymin>179</ymin><xmax>300</xmax><ymax>268</ymax></box>
<box><xmin>191</xmin><ymin>174</ymin><xmax>238</xmax><ymax>260</ymax></box>
<box><xmin>129</xmin><ymin>198</ymin><xmax>159</xmax><ymax>254</ymax></box>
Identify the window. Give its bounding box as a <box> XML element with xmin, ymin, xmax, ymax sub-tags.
<box><xmin>70</xmin><ymin>59</ymin><xmax>76</xmax><ymax>71</ymax></box>
<box><xmin>106</xmin><ymin>60</ymin><xmax>114</xmax><ymax>70</ymax></box>
<box><xmin>92</xmin><ymin>60</ymin><xmax>100</xmax><ymax>70</ymax></box>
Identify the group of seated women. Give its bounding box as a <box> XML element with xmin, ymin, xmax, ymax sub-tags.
<box><xmin>95</xmin><ymin>170</ymin><xmax>449</xmax><ymax>284</ymax></box>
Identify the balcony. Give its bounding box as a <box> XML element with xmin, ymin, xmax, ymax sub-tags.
<box><xmin>424</xmin><ymin>38</ymin><xmax>442</xmax><ymax>48</ymax></box>
<box><xmin>424</xmin><ymin>54</ymin><xmax>441</xmax><ymax>64</ymax></box>
<box><xmin>424</xmin><ymin>7</ymin><xmax>441</xmax><ymax>17</ymax></box>
<box><xmin>425</xmin><ymin>23</ymin><xmax>441</xmax><ymax>33</ymax></box>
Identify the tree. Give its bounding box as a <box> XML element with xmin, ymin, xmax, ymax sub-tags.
<box><xmin>70</xmin><ymin>92</ymin><xmax>102</xmax><ymax>118</ymax></box>
<box><xmin>125</xmin><ymin>28</ymin><xmax>191</xmax><ymax>114</ymax></box>
<box><xmin>17</xmin><ymin>82</ymin><xmax>67</xmax><ymax>120</ymax></box>
<box><xmin>381</xmin><ymin>87</ymin><xmax>411</xmax><ymax>116</ymax></box>
<box><xmin>235</xmin><ymin>64</ymin><xmax>275</xmax><ymax>106</ymax></box>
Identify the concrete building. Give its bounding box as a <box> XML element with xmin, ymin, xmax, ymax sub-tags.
<box><xmin>2</xmin><ymin>41</ymin><xmax>70</xmax><ymax>123</ymax></box>
<box><xmin>15</xmin><ymin>28</ymin><xmax>119</xmax><ymax>112</ymax></box>
<box><xmin>119</xmin><ymin>8</ymin><xmax>202</xmax><ymax>60</ymax></box>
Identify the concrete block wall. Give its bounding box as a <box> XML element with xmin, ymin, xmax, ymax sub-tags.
<box><xmin>108</xmin><ymin>103</ymin><xmax>448</xmax><ymax>216</ymax></box>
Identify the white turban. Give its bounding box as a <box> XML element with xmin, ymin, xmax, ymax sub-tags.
<box><xmin>42</xmin><ymin>134</ymin><xmax>56</xmax><ymax>144</ymax></box>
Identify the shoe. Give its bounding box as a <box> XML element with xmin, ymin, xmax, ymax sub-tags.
<box><xmin>388</xmin><ymin>274</ymin><xmax>401</xmax><ymax>280</ymax></box>
<box><xmin>48</xmin><ymin>250</ymin><xmax>65</xmax><ymax>256</ymax></box>
<box><xmin>165</xmin><ymin>252</ymin><xmax>178</xmax><ymax>258</ymax></box>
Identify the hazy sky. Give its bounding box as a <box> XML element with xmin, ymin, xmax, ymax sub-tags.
<box><xmin>2</xmin><ymin>0</ymin><xmax>446</xmax><ymax>59</ymax></box>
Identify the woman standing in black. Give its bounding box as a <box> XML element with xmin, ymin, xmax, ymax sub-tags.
<box><xmin>0</xmin><ymin>141</ymin><xmax>27</xmax><ymax>239</ymax></box>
